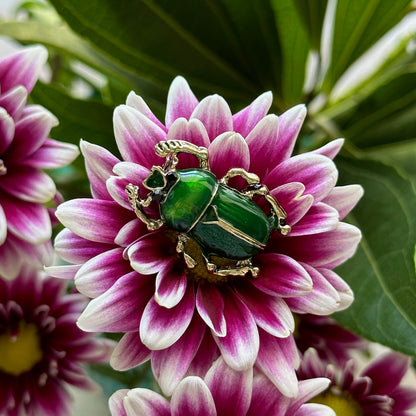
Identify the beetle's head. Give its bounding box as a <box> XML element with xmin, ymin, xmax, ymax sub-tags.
<box><xmin>143</xmin><ymin>166</ymin><xmax>179</xmax><ymax>203</ymax></box>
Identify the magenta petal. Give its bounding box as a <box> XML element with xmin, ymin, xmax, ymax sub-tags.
<box><xmin>295</xmin><ymin>403</ymin><xmax>336</xmax><ymax>416</ymax></box>
<box><xmin>311</xmin><ymin>138</ymin><xmax>344</xmax><ymax>160</ymax></box>
<box><xmin>213</xmin><ymin>288</ymin><xmax>259</xmax><ymax>371</ymax></box>
<box><xmin>155</xmin><ymin>259</ymin><xmax>187</xmax><ymax>308</ymax></box>
<box><xmin>253</xmin><ymin>253</ymin><xmax>312</xmax><ymax>297</ymax></box>
<box><xmin>256</xmin><ymin>331</ymin><xmax>299</xmax><ymax>398</ymax></box>
<box><xmin>27</xmin><ymin>139</ymin><xmax>79</xmax><ymax>169</ymax></box>
<box><xmin>114</xmin><ymin>218</ymin><xmax>147</xmax><ymax>247</ymax></box>
<box><xmin>56</xmin><ymin>199</ymin><xmax>131</xmax><ymax>244</ymax></box>
<box><xmin>318</xmin><ymin>268</ymin><xmax>353</xmax><ymax>310</ymax></box>
<box><xmin>152</xmin><ymin>315</ymin><xmax>205</xmax><ymax>395</ymax></box>
<box><xmin>0</xmin><ymin>235</ymin><xmax>23</xmax><ymax>279</ymax></box>
<box><xmin>191</xmin><ymin>95</ymin><xmax>233</xmax><ymax>141</ymax></box>
<box><xmin>0</xmin><ymin>45</ymin><xmax>47</xmax><ymax>94</ymax></box>
<box><xmin>77</xmin><ymin>271</ymin><xmax>153</xmax><ymax>332</ymax></box>
<box><xmin>140</xmin><ymin>284</ymin><xmax>195</xmax><ymax>350</ymax></box>
<box><xmin>0</xmin><ymin>107</ymin><xmax>14</xmax><ymax>154</ymax></box>
<box><xmin>205</xmin><ymin>357</ymin><xmax>253</xmax><ymax>416</ymax></box>
<box><xmin>237</xmin><ymin>284</ymin><xmax>294</xmax><ymax>338</ymax></box>
<box><xmin>113</xmin><ymin>105</ymin><xmax>166</xmax><ymax>167</ymax></box>
<box><xmin>109</xmin><ymin>389</ymin><xmax>129</xmax><ymax>416</ymax></box>
<box><xmin>323</xmin><ymin>184</ymin><xmax>364</xmax><ymax>220</ymax></box>
<box><xmin>122</xmin><ymin>389</ymin><xmax>170</xmax><ymax>416</ymax></box>
<box><xmin>171</xmin><ymin>377</ymin><xmax>216</xmax><ymax>416</ymax></box>
<box><xmin>75</xmin><ymin>247</ymin><xmax>132</xmax><ymax>298</ymax></box>
<box><xmin>165</xmin><ymin>76</ymin><xmax>199</xmax><ymax>128</ymax></box>
<box><xmin>80</xmin><ymin>140</ymin><xmax>120</xmax><ymax>200</ymax></box>
<box><xmin>266</xmin><ymin>153</ymin><xmax>338</xmax><ymax>203</ymax></box>
<box><xmin>232</xmin><ymin>91</ymin><xmax>273</xmax><ymax>137</ymax></box>
<box><xmin>196</xmin><ymin>283</ymin><xmax>226</xmax><ymax>336</ymax></box>
<box><xmin>167</xmin><ymin>117</ymin><xmax>210</xmax><ymax>147</ymax></box>
<box><xmin>45</xmin><ymin>264</ymin><xmax>81</xmax><ymax>280</ymax></box>
<box><xmin>110</xmin><ymin>332</ymin><xmax>151</xmax><ymax>371</ymax></box>
<box><xmin>0</xmin><ymin>85</ymin><xmax>27</xmax><ymax>120</ymax></box>
<box><xmin>0</xmin><ymin>204</ymin><xmax>7</xmax><ymax>245</ymax></box>
<box><xmin>288</xmin><ymin>378</ymin><xmax>331</xmax><ymax>411</ymax></box>
<box><xmin>0</xmin><ymin>165</ymin><xmax>55</xmax><ymax>203</ymax></box>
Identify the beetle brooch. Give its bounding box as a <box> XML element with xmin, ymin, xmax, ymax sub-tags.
<box><xmin>125</xmin><ymin>140</ymin><xmax>290</xmax><ymax>278</ymax></box>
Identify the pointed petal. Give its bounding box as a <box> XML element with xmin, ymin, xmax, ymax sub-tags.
<box><xmin>113</xmin><ymin>105</ymin><xmax>166</xmax><ymax>167</ymax></box>
<box><xmin>0</xmin><ymin>107</ymin><xmax>14</xmax><ymax>154</ymax></box>
<box><xmin>0</xmin><ymin>235</ymin><xmax>24</xmax><ymax>279</ymax></box>
<box><xmin>166</xmin><ymin>76</ymin><xmax>199</xmax><ymax>128</ymax></box>
<box><xmin>0</xmin><ymin>45</ymin><xmax>47</xmax><ymax>93</ymax></box>
<box><xmin>295</xmin><ymin>404</ymin><xmax>336</xmax><ymax>416</ymax></box>
<box><xmin>77</xmin><ymin>271</ymin><xmax>153</xmax><ymax>332</ymax></box>
<box><xmin>0</xmin><ymin>85</ymin><xmax>27</xmax><ymax>119</ymax></box>
<box><xmin>26</xmin><ymin>139</ymin><xmax>79</xmax><ymax>169</ymax></box>
<box><xmin>311</xmin><ymin>138</ymin><xmax>344</xmax><ymax>159</ymax></box>
<box><xmin>44</xmin><ymin>264</ymin><xmax>81</xmax><ymax>280</ymax></box>
<box><xmin>253</xmin><ymin>253</ymin><xmax>312</xmax><ymax>297</ymax></box>
<box><xmin>114</xmin><ymin>218</ymin><xmax>147</xmax><ymax>247</ymax></box>
<box><xmin>232</xmin><ymin>91</ymin><xmax>273</xmax><ymax>137</ymax></box>
<box><xmin>0</xmin><ymin>204</ymin><xmax>6</xmax><ymax>245</ymax></box>
<box><xmin>109</xmin><ymin>389</ymin><xmax>129</xmax><ymax>416</ymax></box>
<box><xmin>171</xmin><ymin>377</ymin><xmax>216</xmax><ymax>416</ymax></box>
<box><xmin>191</xmin><ymin>94</ymin><xmax>233</xmax><ymax>141</ymax></box>
<box><xmin>318</xmin><ymin>268</ymin><xmax>354</xmax><ymax>310</ymax></box>
<box><xmin>246</xmin><ymin>114</ymin><xmax>279</xmax><ymax>179</ymax></box>
<box><xmin>288</xmin><ymin>378</ymin><xmax>331</xmax><ymax>410</ymax></box>
<box><xmin>140</xmin><ymin>284</ymin><xmax>195</xmax><ymax>350</ymax></box>
<box><xmin>80</xmin><ymin>140</ymin><xmax>120</xmax><ymax>200</ymax></box>
<box><xmin>152</xmin><ymin>315</ymin><xmax>205</xmax><ymax>396</ymax></box>
<box><xmin>122</xmin><ymin>389</ymin><xmax>170</xmax><ymax>416</ymax></box>
<box><xmin>323</xmin><ymin>184</ymin><xmax>364</xmax><ymax>220</ymax></box>
<box><xmin>196</xmin><ymin>283</ymin><xmax>226</xmax><ymax>336</ymax></box>
<box><xmin>110</xmin><ymin>332</ymin><xmax>151</xmax><ymax>371</ymax></box>
<box><xmin>56</xmin><ymin>199</ymin><xmax>131</xmax><ymax>244</ymax></box>
<box><xmin>213</xmin><ymin>288</ymin><xmax>259</xmax><ymax>371</ymax></box>
<box><xmin>205</xmin><ymin>357</ymin><xmax>253</xmax><ymax>416</ymax></box>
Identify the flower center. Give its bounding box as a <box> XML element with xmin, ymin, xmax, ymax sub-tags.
<box><xmin>310</xmin><ymin>387</ymin><xmax>363</xmax><ymax>415</ymax></box>
<box><xmin>0</xmin><ymin>159</ymin><xmax>7</xmax><ymax>176</ymax></box>
<box><xmin>0</xmin><ymin>322</ymin><xmax>43</xmax><ymax>376</ymax></box>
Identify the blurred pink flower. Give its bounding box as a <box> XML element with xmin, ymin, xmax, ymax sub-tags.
<box><xmin>109</xmin><ymin>356</ymin><xmax>335</xmax><ymax>416</ymax></box>
<box><xmin>0</xmin><ymin>269</ymin><xmax>114</xmax><ymax>416</ymax></box>
<box><xmin>52</xmin><ymin>76</ymin><xmax>362</xmax><ymax>397</ymax></box>
<box><xmin>0</xmin><ymin>46</ymin><xmax>79</xmax><ymax>279</ymax></box>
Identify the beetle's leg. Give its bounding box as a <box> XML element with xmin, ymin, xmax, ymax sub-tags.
<box><xmin>125</xmin><ymin>184</ymin><xmax>163</xmax><ymax>231</ymax></box>
<box><xmin>220</xmin><ymin>168</ymin><xmax>260</xmax><ymax>187</ymax></box>
<box><xmin>176</xmin><ymin>233</ymin><xmax>197</xmax><ymax>269</ymax></box>
<box><xmin>203</xmin><ymin>255</ymin><xmax>259</xmax><ymax>277</ymax></box>
<box><xmin>155</xmin><ymin>140</ymin><xmax>210</xmax><ymax>170</ymax></box>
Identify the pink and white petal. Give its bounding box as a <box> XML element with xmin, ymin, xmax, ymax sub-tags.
<box><xmin>77</xmin><ymin>271</ymin><xmax>153</xmax><ymax>333</ymax></box>
<box><xmin>75</xmin><ymin>247</ymin><xmax>132</xmax><ymax>298</ymax></box>
<box><xmin>26</xmin><ymin>139</ymin><xmax>79</xmax><ymax>169</ymax></box>
<box><xmin>0</xmin><ymin>236</ymin><xmax>23</xmax><ymax>280</ymax></box>
<box><xmin>288</xmin><ymin>378</ymin><xmax>331</xmax><ymax>411</ymax></box>
<box><xmin>165</xmin><ymin>76</ymin><xmax>199</xmax><ymax>128</ymax></box>
<box><xmin>208</xmin><ymin>131</ymin><xmax>250</xmax><ymax>182</ymax></box>
<box><xmin>152</xmin><ymin>315</ymin><xmax>205</xmax><ymax>396</ymax></box>
<box><xmin>140</xmin><ymin>284</ymin><xmax>195</xmax><ymax>350</ymax></box>
<box><xmin>0</xmin><ymin>85</ymin><xmax>27</xmax><ymax>120</ymax></box>
<box><xmin>204</xmin><ymin>357</ymin><xmax>253</xmax><ymax>416</ymax></box>
<box><xmin>171</xmin><ymin>377</ymin><xmax>216</xmax><ymax>416</ymax></box>
<box><xmin>113</xmin><ymin>105</ymin><xmax>166</xmax><ymax>167</ymax></box>
<box><xmin>213</xmin><ymin>288</ymin><xmax>259</xmax><ymax>371</ymax></box>
<box><xmin>295</xmin><ymin>404</ymin><xmax>336</xmax><ymax>416</ymax></box>
<box><xmin>196</xmin><ymin>283</ymin><xmax>226</xmax><ymax>337</ymax></box>
<box><xmin>2</xmin><ymin>195</ymin><xmax>51</xmax><ymax>243</ymax></box>
<box><xmin>109</xmin><ymin>389</ymin><xmax>129</xmax><ymax>416</ymax></box>
<box><xmin>310</xmin><ymin>138</ymin><xmax>344</xmax><ymax>160</ymax></box>
<box><xmin>155</xmin><ymin>259</ymin><xmax>188</xmax><ymax>308</ymax></box>
<box><xmin>237</xmin><ymin>283</ymin><xmax>294</xmax><ymax>338</ymax></box>
<box><xmin>246</xmin><ymin>114</ymin><xmax>279</xmax><ymax>179</ymax></box>
<box><xmin>253</xmin><ymin>253</ymin><xmax>312</xmax><ymax>297</ymax></box>
<box><xmin>285</xmin><ymin>264</ymin><xmax>341</xmax><ymax>315</ymax></box>
<box><xmin>44</xmin><ymin>264</ymin><xmax>81</xmax><ymax>280</ymax></box>
<box><xmin>112</xmin><ymin>161</ymin><xmax>150</xmax><ymax>185</ymax></box>
<box><xmin>128</xmin><ymin>230</ymin><xmax>174</xmax><ymax>275</ymax></box>
<box><xmin>255</xmin><ymin>331</ymin><xmax>299</xmax><ymax>398</ymax></box>
<box><xmin>318</xmin><ymin>268</ymin><xmax>354</xmax><ymax>310</ymax></box>
<box><xmin>54</xmin><ymin>229</ymin><xmax>111</xmax><ymax>264</ymax></box>
<box><xmin>232</xmin><ymin>91</ymin><xmax>273</xmax><ymax>137</ymax></box>
<box><xmin>126</xmin><ymin>91</ymin><xmax>167</xmax><ymax>132</ymax></box>
<box><xmin>56</xmin><ymin>199</ymin><xmax>131</xmax><ymax>244</ymax></box>
<box><xmin>114</xmin><ymin>218</ymin><xmax>147</xmax><ymax>247</ymax></box>
<box><xmin>122</xmin><ymin>389</ymin><xmax>170</xmax><ymax>416</ymax></box>
<box><xmin>0</xmin><ymin>107</ymin><xmax>14</xmax><ymax>154</ymax></box>
<box><xmin>0</xmin><ymin>204</ymin><xmax>6</xmax><ymax>245</ymax></box>
<box><xmin>266</xmin><ymin>153</ymin><xmax>338</xmax><ymax>203</ymax></box>
<box><xmin>190</xmin><ymin>95</ymin><xmax>233</xmax><ymax>141</ymax></box>
<box><xmin>0</xmin><ymin>165</ymin><xmax>55</xmax><ymax>203</ymax></box>
<box><xmin>0</xmin><ymin>45</ymin><xmax>47</xmax><ymax>94</ymax></box>
<box><xmin>270</xmin><ymin>183</ymin><xmax>313</xmax><ymax>226</ymax></box>
<box><xmin>6</xmin><ymin>105</ymin><xmax>58</xmax><ymax>160</ymax></box>
<box><xmin>277</xmin><ymin>222</ymin><xmax>362</xmax><ymax>269</ymax></box>
<box><xmin>80</xmin><ymin>140</ymin><xmax>120</xmax><ymax>200</ymax></box>
<box><xmin>323</xmin><ymin>184</ymin><xmax>364</xmax><ymax>220</ymax></box>
<box><xmin>110</xmin><ymin>332</ymin><xmax>151</xmax><ymax>371</ymax></box>
<box><xmin>289</xmin><ymin>203</ymin><xmax>339</xmax><ymax>236</ymax></box>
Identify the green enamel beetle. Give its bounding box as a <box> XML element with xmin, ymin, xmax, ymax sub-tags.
<box><xmin>126</xmin><ymin>140</ymin><xmax>290</xmax><ymax>277</ymax></box>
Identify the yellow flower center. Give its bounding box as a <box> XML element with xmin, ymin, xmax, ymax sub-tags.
<box><xmin>0</xmin><ymin>322</ymin><xmax>43</xmax><ymax>376</ymax></box>
<box><xmin>310</xmin><ymin>387</ymin><xmax>363</xmax><ymax>415</ymax></box>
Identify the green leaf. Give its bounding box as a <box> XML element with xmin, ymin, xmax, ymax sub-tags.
<box><xmin>334</xmin><ymin>157</ymin><xmax>416</xmax><ymax>357</ymax></box>
<box><xmin>324</xmin><ymin>0</ymin><xmax>412</xmax><ymax>90</ymax></box>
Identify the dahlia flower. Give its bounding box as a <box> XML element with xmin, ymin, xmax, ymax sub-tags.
<box><xmin>109</xmin><ymin>356</ymin><xmax>335</xmax><ymax>416</ymax></box>
<box><xmin>52</xmin><ymin>76</ymin><xmax>362</xmax><ymax>397</ymax></box>
<box><xmin>0</xmin><ymin>268</ymin><xmax>114</xmax><ymax>416</ymax></box>
<box><xmin>0</xmin><ymin>45</ymin><xmax>79</xmax><ymax>279</ymax></box>
<box><xmin>299</xmin><ymin>348</ymin><xmax>416</xmax><ymax>415</ymax></box>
